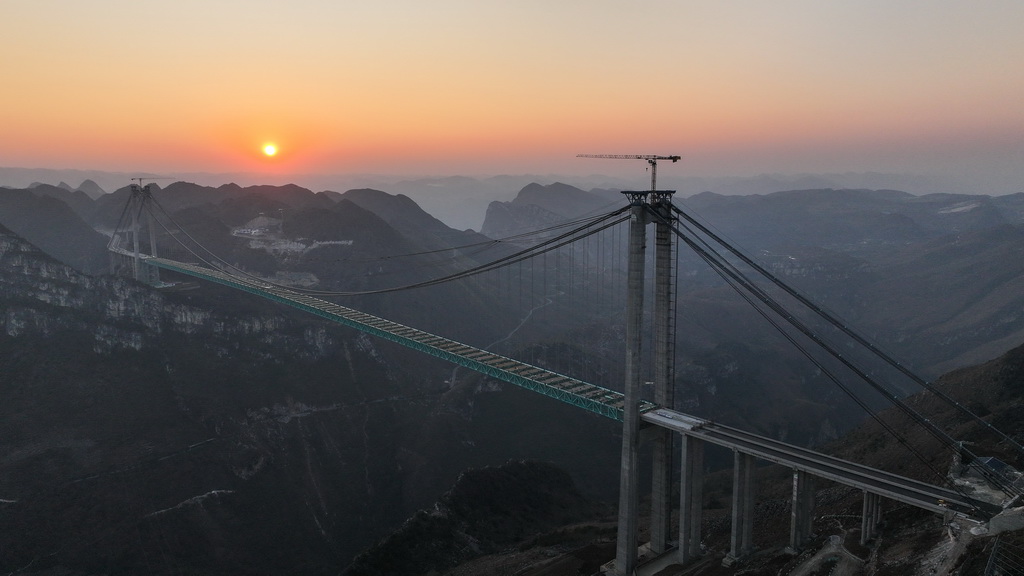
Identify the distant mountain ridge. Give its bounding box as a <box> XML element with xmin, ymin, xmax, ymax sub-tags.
<box><xmin>339</xmin><ymin>188</ymin><xmax>494</xmax><ymax>255</ymax></box>
<box><xmin>9</xmin><ymin>164</ymin><xmax>1016</xmax><ymax>231</ymax></box>
<box><xmin>480</xmin><ymin>182</ymin><xmax>618</xmax><ymax>239</ymax></box>
<box><xmin>50</xmin><ymin>179</ymin><xmax>106</xmax><ymax>199</ymax></box>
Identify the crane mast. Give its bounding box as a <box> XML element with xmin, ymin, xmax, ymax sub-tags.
<box><xmin>577</xmin><ymin>154</ymin><xmax>680</xmax><ymax>192</ymax></box>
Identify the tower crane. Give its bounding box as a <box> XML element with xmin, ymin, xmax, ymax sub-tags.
<box><xmin>577</xmin><ymin>154</ymin><xmax>680</xmax><ymax>192</ymax></box>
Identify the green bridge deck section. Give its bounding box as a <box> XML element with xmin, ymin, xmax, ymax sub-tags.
<box><xmin>146</xmin><ymin>257</ymin><xmax>654</xmax><ymax>421</ymax></box>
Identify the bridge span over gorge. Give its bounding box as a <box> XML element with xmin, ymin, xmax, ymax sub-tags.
<box><xmin>110</xmin><ymin>179</ymin><xmax>1016</xmax><ymax>575</ymax></box>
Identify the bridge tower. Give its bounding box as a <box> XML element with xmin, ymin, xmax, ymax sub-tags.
<box><xmin>110</xmin><ymin>181</ymin><xmax>161</xmax><ymax>285</ymax></box>
<box><xmin>614</xmin><ymin>186</ymin><xmax>680</xmax><ymax>575</ymax></box>
<box><xmin>581</xmin><ymin>153</ymin><xmax>681</xmax><ymax>575</ymax></box>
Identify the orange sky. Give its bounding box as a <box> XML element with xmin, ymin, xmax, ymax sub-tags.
<box><xmin>2</xmin><ymin>1</ymin><xmax>1023</xmax><ymax>190</ymax></box>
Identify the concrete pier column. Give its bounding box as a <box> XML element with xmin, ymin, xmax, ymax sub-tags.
<box><xmin>650</xmin><ymin>193</ymin><xmax>676</xmax><ymax>554</ymax></box>
<box><xmin>725</xmin><ymin>452</ymin><xmax>755</xmax><ymax>565</ymax></box>
<box><xmin>861</xmin><ymin>491</ymin><xmax>871</xmax><ymax>544</ymax></box>
<box><xmin>788</xmin><ymin>470</ymin><xmax>815</xmax><ymax>551</ymax></box>
<box><xmin>650</xmin><ymin>429</ymin><xmax>673</xmax><ymax>554</ymax></box>
<box><xmin>130</xmin><ymin>187</ymin><xmax>142</xmax><ymax>281</ymax></box>
<box><xmin>860</xmin><ymin>492</ymin><xmax>881</xmax><ymax>545</ymax></box>
<box><xmin>614</xmin><ymin>198</ymin><xmax>648</xmax><ymax>576</ymax></box>
<box><xmin>873</xmin><ymin>493</ymin><xmax>882</xmax><ymax>528</ymax></box>
<box><xmin>678</xmin><ymin>435</ymin><xmax>705</xmax><ymax>564</ymax></box>
<box><xmin>146</xmin><ymin>195</ymin><xmax>160</xmax><ymax>284</ymax></box>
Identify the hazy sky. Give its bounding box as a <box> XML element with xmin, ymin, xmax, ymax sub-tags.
<box><xmin>2</xmin><ymin>1</ymin><xmax>1022</xmax><ymax>190</ymax></box>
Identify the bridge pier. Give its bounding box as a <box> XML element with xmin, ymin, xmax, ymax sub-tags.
<box><xmin>678</xmin><ymin>436</ymin><xmax>705</xmax><ymax>564</ymax></box>
<box><xmin>789</xmin><ymin>469</ymin><xmax>815</xmax><ymax>551</ymax></box>
<box><xmin>724</xmin><ymin>451</ymin><xmax>756</xmax><ymax>565</ymax></box>
<box><xmin>650</xmin><ymin>428</ymin><xmax>673</xmax><ymax>554</ymax></box>
<box><xmin>860</xmin><ymin>491</ymin><xmax>882</xmax><ymax>545</ymax></box>
<box><xmin>109</xmin><ymin>251</ymin><xmax>131</xmax><ymax>277</ymax></box>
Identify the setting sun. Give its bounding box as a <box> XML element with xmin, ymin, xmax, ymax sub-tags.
<box><xmin>262</xmin><ymin>144</ymin><xmax>277</xmax><ymax>157</ymax></box>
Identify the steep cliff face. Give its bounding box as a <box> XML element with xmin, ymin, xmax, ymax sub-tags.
<box><xmin>0</xmin><ymin>225</ymin><xmax>425</xmax><ymax>575</ymax></box>
<box><xmin>2</xmin><ymin>229</ymin><xmax>169</xmax><ymax>345</ymax></box>
<box><xmin>346</xmin><ymin>460</ymin><xmax>602</xmax><ymax>576</ymax></box>
<box><xmin>0</xmin><ymin>226</ymin><xmax>357</xmax><ymax>352</ymax></box>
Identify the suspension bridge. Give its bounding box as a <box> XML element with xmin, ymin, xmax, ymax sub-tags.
<box><xmin>108</xmin><ymin>174</ymin><xmax>1017</xmax><ymax>575</ymax></box>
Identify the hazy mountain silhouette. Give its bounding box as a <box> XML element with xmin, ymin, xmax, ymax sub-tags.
<box><xmin>339</xmin><ymin>188</ymin><xmax>497</xmax><ymax>262</ymax></box>
<box><xmin>90</xmin><ymin>182</ymin><xmax>336</xmax><ymax>230</ymax></box>
<box><xmin>77</xmin><ymin>178</ymin><xmax>107</xmax><ymax>199</ymax></box>
<box><xmin>22</xmin><ymin>182</ymin><xmax>97</xmax><ymax>220</ymax></box>
<box><xmin>0</xmin><ymin>187</ymin><xmax>107</xmax><ymax>274</ymax></box>
<box><xmin>480</xmin><ymin>182</ymin><xmax>615</xmax><ymax>239</ymax></box>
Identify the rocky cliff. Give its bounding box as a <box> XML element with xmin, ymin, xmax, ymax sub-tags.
<box><xmin>0</xmin><ymin>224</ymin><xmax>422</xmax><ymax>574</ymax></box>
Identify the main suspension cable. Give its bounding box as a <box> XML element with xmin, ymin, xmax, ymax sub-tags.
<box><xmin>321</xmin><ymin>209</ymin><xmax>629</xmax><ymax>265</ymax></box>
<box><xmin>670</xmin><ymin>213</ymin><xmax>976</xmax><ymax>503</ymax></box>
<box><xmin>672</xmin><ymin>203</ymin><xmax>1024</xmax><ymax>459</ymax></box>
<box><xmin>142</xmin><ymin>193</ymin><xmax>630</xmax><ymax>298</ymax></box>
<box><xmin>653</xmin><ymin>206</ymin><xmax>1016</xmax><ymax>496</ymax></box>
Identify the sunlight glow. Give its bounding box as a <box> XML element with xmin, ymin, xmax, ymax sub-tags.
<box><xmin>1</xmin><ymin>2</ymin><xmax>1022</xmax><ymax>185</ymax></box>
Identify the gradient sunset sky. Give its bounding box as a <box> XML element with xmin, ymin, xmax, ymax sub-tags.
<box><xmin>2</xmin><ymin>1</ymin><xmax>1022</xmax><ymax>190</ymax></box>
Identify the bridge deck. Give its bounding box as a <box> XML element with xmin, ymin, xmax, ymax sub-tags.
<box><xmin>643</xmin><ymin>409</ymin><xmax>1000</xmax><ymax>520</ymax></box>
<box><xmin>146</xmin><ymin>257</ymin><xmax>654</xmax><ymax>421</ymax></box>
<box><xmin>144</xmin><ymin>256</ymin><xmax>998</xmax><ymax>523</ymax></box>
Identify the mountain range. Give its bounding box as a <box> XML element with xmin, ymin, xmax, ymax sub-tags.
<box><xmin>7</xmin><ymin>165</ymin><xmax>1016</xmax><ymax>231</ymax></box>
<box><xmin>2</xmin><ymin>177</ymin><xmax>1024</xmax><ymax>574</ymax></box>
